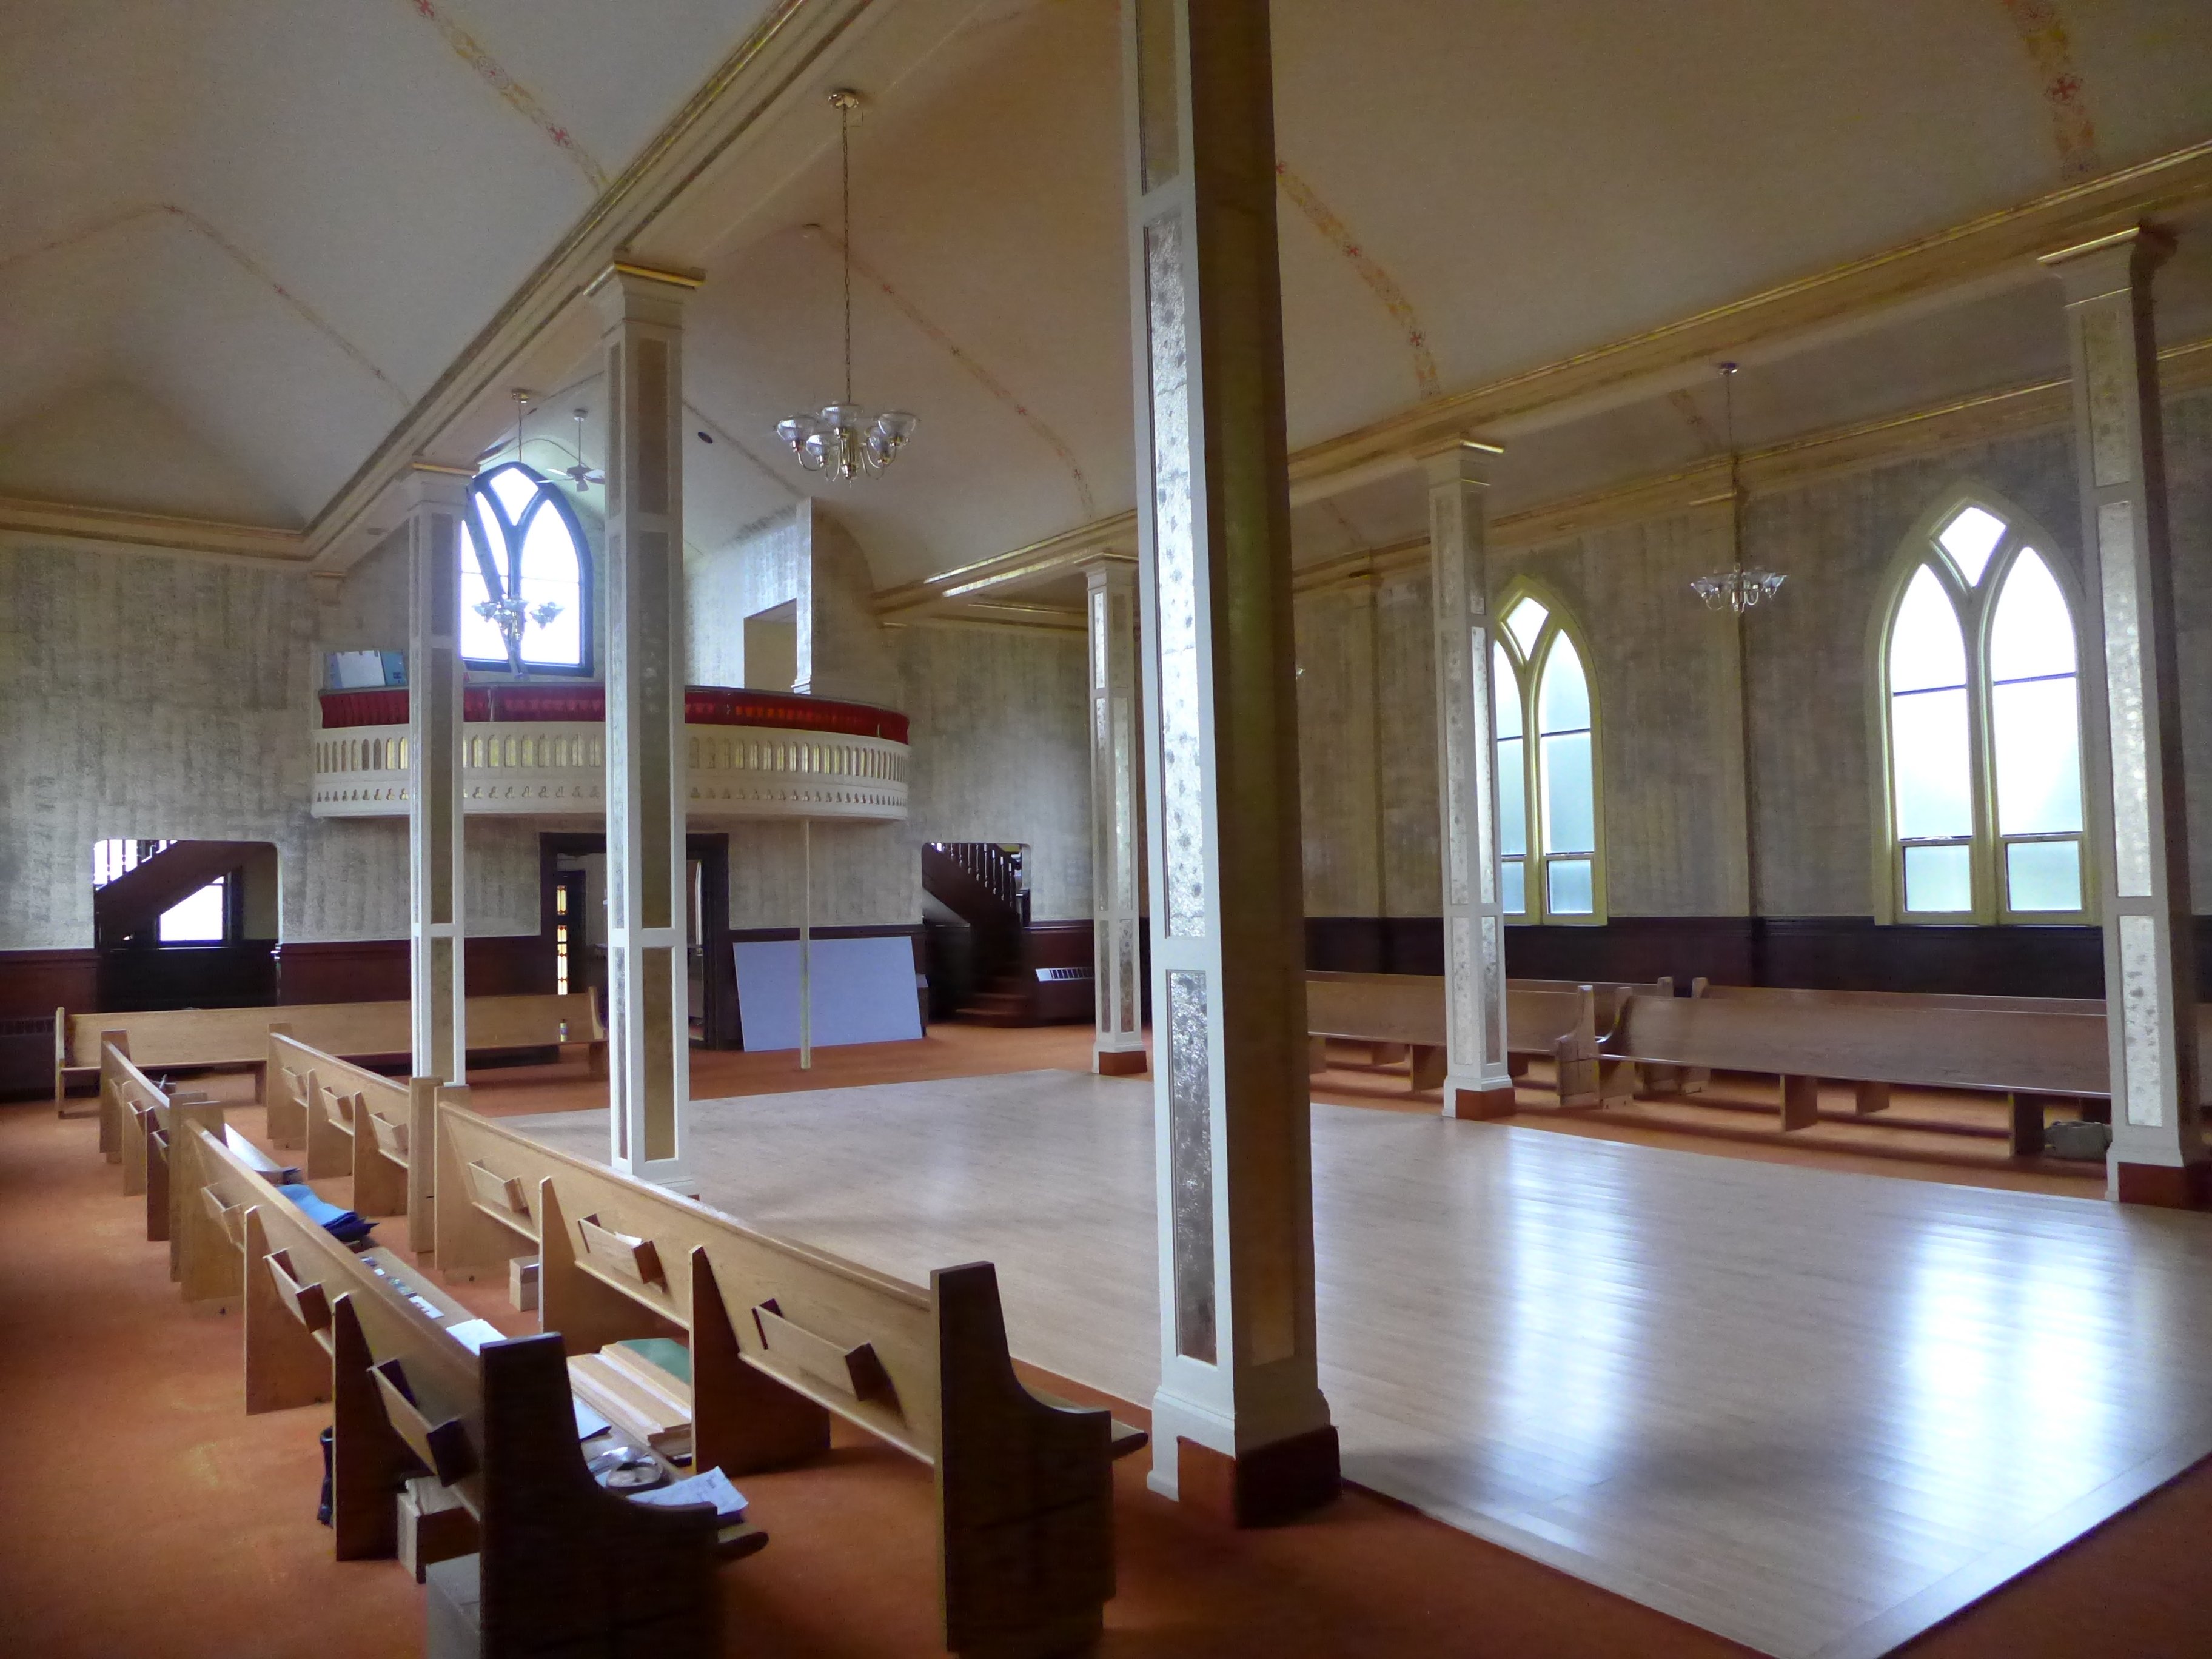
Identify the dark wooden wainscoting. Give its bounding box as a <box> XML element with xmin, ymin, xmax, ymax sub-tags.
<box><xmin>1304</xmin><ymin>915</ymin><xmax>2212</xmax><ymax>999</ymax></box>
<box><xmin>0</xmin><ymin>948</ymin><xmax>99</xmax><ymax>1099</ymax></box>
<box><xmin>275</xmin><ymin>936</ymin><xmax>554</xmax><ymax>1005</ymax></box>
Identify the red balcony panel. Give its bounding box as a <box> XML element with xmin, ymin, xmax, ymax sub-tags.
<box><xmin>318</xmin><ymin>684</ymin><xmax>907</xmax><ymax>744</ymax></box>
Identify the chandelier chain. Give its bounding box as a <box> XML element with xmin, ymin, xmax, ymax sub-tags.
<box><xmin>773</xmin><ymin>87</ymin><xmax>919</xmax><ymax>481</ymax></box>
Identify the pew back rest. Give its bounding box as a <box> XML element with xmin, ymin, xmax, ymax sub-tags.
<box><xmin>67</xmin><ymin>991</ymin><xmax>605</xmax><ymax>1073</ymax></box>
<box><xmin>1696</xmin><ymin>983</ymin><xmax>2101</xmax><ymax>1017</ymax></box>
<box><xmin>1601</xmin><ymin>993</ymin><xmax>2111</xmax><ymax>1096</ymax></box>
<box><xmin>272</xmin><ymin>1032</ymin><xmax>409</xmax><ymax>1128</ymax></box>
<box><xmin>466</xmin><ymin>991</ymin><xmax>606</xmax><ymax>1048</ymax></box>
<box><xmin>437</xmin><ymin>1102</ymin><xmax>945</xmax><ymax>1456</ymax></box>
<box><xmin>1305</xmin><ymin>972</ymin><xmax>1446</xmax><ymax>1045</ymax></box>
<box><xmin>184</xmin><ymin>1124</ymin><xmax>489</xmax><ymax>1489</ymax></box>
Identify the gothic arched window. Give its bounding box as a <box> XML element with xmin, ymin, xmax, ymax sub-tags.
<box><xmin>1879</xmin><ymin>497</ymin><xmax>2087</xmax><ymax>921</ymax></box>
<box><xmin>459</xmin><ymin>463</ymin><xmax>589</xmax><ymax>674</ymax></box>
<box><xmin>1494</xmin><ymin>589</ymin><xmax>1604</xmax><ymax>923</ymax></box>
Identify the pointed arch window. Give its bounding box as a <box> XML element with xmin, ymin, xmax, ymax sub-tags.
<box><xmin>459</xmin><ymin>463</ymin><xmax>590</xmax><ymax>674</ymax></box>
<box><xmin>1879</xmin><ymin>498</ymin><xmax>2086</xmax><ymax>922</ymax></box>
<box><xmin>1493</xmin><ymin>592</ymin><xmax>1604</xmax><ymax>923</ymax></box>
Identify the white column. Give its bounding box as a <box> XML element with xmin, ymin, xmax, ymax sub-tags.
<box><xmin>1122</xmin><ymin>0</ymin><xmax>1337</xmax><ymax>1524</ymax></box>
<box><xmin>2042</xmin><ymin>226</ymin><xmax>2205</xmax><ymax>1205</ymax></box>
<box><xmin>1424</xmin><ymin>440</ymin><xmax>1517</xmax><ymax>1119</ymax></box>
<box><xmin>590</xmin><ymin>261</ymin><xmax>699</xmax><ymax>1194</ymax></box>
<box><xmin>1086</xmin><ymin>558</ymin><xmax>1147</xmax><ymax>1076</ymax></box>
<box><xmin>407</xmin><ymin>464</ymin><xmax>471</xmax><ymax>1084</ymax></box>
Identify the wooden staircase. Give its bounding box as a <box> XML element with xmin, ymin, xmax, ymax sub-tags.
<box><xmin>920</xmin><ymin>843</ymin><xmax>1035</xmax><ymax>1025</ymax></box>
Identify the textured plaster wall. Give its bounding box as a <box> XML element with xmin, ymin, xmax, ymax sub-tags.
<box><xmin>722</xmin><ymin>819</ymin><xmax>917</xmax><ymax>930</ymax></box>
<box><xmin>0</xmin><ymin>537</ymin><xmax>540</xmax><ymax>951</ymax></box>
<box><xmin>1286</xmin><ymin>389</ymin><xmax>2212</xmax><ymax>922</ymax></box>
<box><xmin>687</xmin><ymin>505</ymin><xmax>803</xmax><ymax>689</ymax></box>
<box><xmin>895</xmin><ymin>623</ymin><xmax>1091</xmax><ymax>923</ymax></box>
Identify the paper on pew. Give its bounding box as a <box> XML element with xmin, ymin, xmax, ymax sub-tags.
<box><xmin>443</xmin><ymin>1318</ymin><xmax>507</xmax><ymax>1355</ymax></box>
<box><xmin>573</xmin><ymin>1398</ymin><xmax>612</xmax><ymax>1441</ymax></box>
<box><xmin>626</xmin><ymin>1466</ymin><xmax>746</xmax><ymax>1522</ymax></box>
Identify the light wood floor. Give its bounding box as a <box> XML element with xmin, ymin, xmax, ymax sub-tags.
<box><xmin>506</xmin><ymin>1071</ymin><xmax>2212</xmax><ymax>1659</ymax></box>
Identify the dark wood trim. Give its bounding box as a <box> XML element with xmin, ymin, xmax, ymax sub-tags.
<box><xmin>275</xmin><ymin>936</ymin><xmax>551</xmax><ymax>1005</ymax></box>
<box><xmin>1303</xmin><ymin>915</ymin><xmax>2212</xmax><ymax>999</ymax></box>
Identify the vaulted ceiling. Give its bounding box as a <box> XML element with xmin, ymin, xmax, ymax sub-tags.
<box><xmin>5</xmin><ymin>0</ymin><xmax>2210</xmax><ymax>594</ymax></box>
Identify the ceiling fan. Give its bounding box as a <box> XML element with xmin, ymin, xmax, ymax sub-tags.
<box><xmin>556</xmin><ymin>407</ymin><xmax>605</xmax><ymax>491</ymax></box>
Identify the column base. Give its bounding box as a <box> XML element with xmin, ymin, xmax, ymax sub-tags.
<box><xmin>1450</xmin><ymin>1084</ymin><xmax>1517</xmax><ymax>1121</ymax></box>
<box><xmin>1174</xmin><ymin>1427</ymin><xmax>1341</xmax><ymax>1528</ymax></box>
<box><xmin>2113</xmin><ymin>1159</ymin><xmax>2212</xmax><ymax>1209</ymax></box>
<box><xmin>1093</xmin><ymin>1046</ymin><xmax>1148</xmax><ymax>1078</ymax></box>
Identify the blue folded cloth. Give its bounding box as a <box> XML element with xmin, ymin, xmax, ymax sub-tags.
<box><xmin>277</xmin><ymin>1182</ymin><xmax>375</xmax><ymax>1246</ymax></box>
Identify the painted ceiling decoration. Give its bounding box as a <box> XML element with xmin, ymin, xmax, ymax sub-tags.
<box><xmin>403</xmin><ymin>0</ymin><xmax>611</xmax><ymax>191</ymax></box>
<box><xmin>0</xmin><ymin>203</ymin><xmax>409</xmax><ymax>405</ymax></box>
<box><xmin>1999</xmin><ymin>0</ymin><xmax>2102</xmax><ymax>179</ymax></box>
<box><xmin>1276</xmin><ymin>159</ymin><xmax>1441</xmax><ymax>401</ymax></box>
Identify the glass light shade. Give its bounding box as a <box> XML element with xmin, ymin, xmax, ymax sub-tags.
<box><xmin>875</xmin><ymin>411</ymin><xmax>918</xmax><ymax>443</ymax></box>
<box><xmin>777</xmin><ymin>415</ymin><xmax>820</xmax><ymax>446</ymax></box>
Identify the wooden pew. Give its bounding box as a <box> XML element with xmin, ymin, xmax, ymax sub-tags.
<box><xmin>275</xmin><ymin>1031</ymin><xmax>431</xmax><ymax>1224</ymax></box>
<box><xmin>176</xmin><ymin>1126</ymin><xmax>754</xmax><ymax>1654</ymax></box>
<box><xmin>435</xmin><ymin>1096</ymin><xmax>1142</xmax><ymax>1659</ymax></box>
<box><xmin>1304</xmin><ymin>972</ymin><xmax>1671</xmax><ymax>1105</ymax></box>
<box><xmin>1679</xmin><ymin>982</ymin><xmax>2212</xmax><ymax>1119</ymax></box>
<box><xmin>60</xmin><ymin>991</ymin><xmax>608</xmax><ymax>1112</ymax></box>
<box><xmin>1595</xmin><ymin>993</ymin><xmax>2110</xmax><ymax>1151</ymax></box>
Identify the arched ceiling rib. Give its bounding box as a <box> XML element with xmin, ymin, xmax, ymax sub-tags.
<box><xmin>4</xmin><ymin>0</ymin><xmax>2209</xmax><ymax>592</ymax></box>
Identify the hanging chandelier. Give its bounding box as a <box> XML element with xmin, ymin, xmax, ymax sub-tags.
<box><xmin>1689</xmin><ymin>363</ymin><xmax>1786</xmax><ymax>614</ymax></box>
<box><xmin>775</xmin><ymin>89</ymin><xmax>917</xmax><ymax>480</ymax></box>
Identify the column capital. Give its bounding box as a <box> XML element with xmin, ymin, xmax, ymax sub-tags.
<box><xmin>403</xmin><ymin>460</ymin><xmax>473</xmax><ymax>511</ymax></box>
<box><xmin>589</xmin><ymin>260</ymin><xmax>705</xmax><ymax>327</ymax></box>
<box><xmin>1416</xmin><ymin>435</ymin><xmax>1506</xmax><ymax>486</ymax></box>
<box><xmin>2037</xmin><ymin>223</ymin><xmax>2176</xmax><ymax>298</ymax></box>
<box><xmin>1079</xmin><ymin>552</ymin><xmax>1138</xmax><ymax>585</ymax></box>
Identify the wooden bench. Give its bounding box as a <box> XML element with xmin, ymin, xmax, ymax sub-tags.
<box><xmin>434</xmin><ymin>1095</ymin><xmax>1142</xmax><ymax>1659</ymax></box>
<box><xmin>1304</xmin><ymin>972</ymin><xmax>1671</xmax><ymax>1105</ymax></box>
<box><xmin>1595</xmin><ymin>993</ymin><xmax>2110</xmax><ymax>1151</ymax></box>
<box><xmin>61</xmin><ymin>991</ymin><xmax>608</xmax><ymax>1113</ymax></box>
<box><xmin>273</xmin><ymin>1031</ymin><xmax>434</xmax><ymax>1228</ymax></box>
<box><xmin>176</xmin><ymin>1124</ymin><xmax>757</xmax><ymax>1654</ymax></box>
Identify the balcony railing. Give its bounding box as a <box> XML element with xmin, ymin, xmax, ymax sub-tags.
<box><xmin>312</xmin><ymin>683</ymin><xmax>908</xmax><ymax>822</ymax></box>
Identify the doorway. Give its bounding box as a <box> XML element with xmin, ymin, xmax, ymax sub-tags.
<box><xmin>538</xmin><ymin>832</ymin><xmax>737</xmax><ymax>1048</ymax></box>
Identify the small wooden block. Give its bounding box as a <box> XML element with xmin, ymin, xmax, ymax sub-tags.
<box><xmin>1778</xmin><ymin>1075</ymin><xmax>1821</xmax><ymax>1131</ymax></box>
<box><xmin>508</xmin><ymin>1255</ymin><xmax>540</xmax><ymax>1313</ymax></box>
<box><xmin>397</xmin><ymin>1476</ymin><xmax>477</xmax><ymax>1584</ymax></box>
